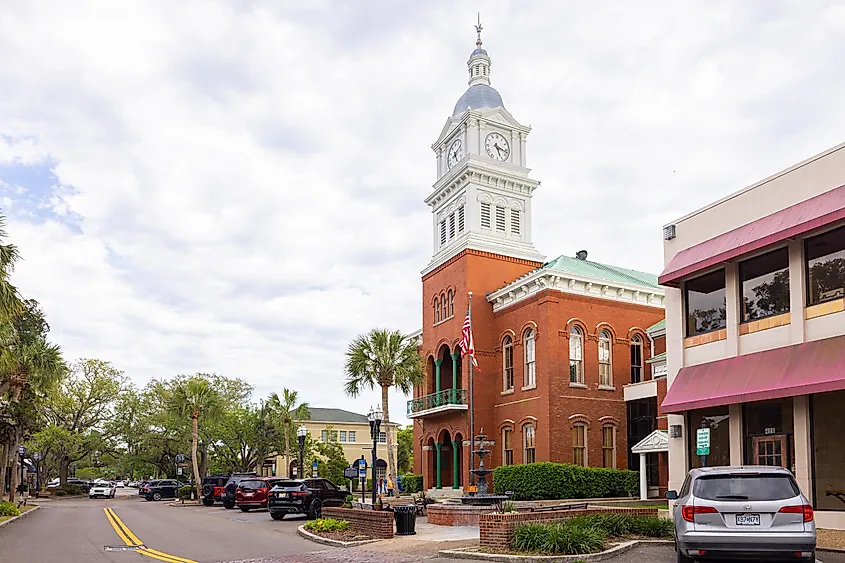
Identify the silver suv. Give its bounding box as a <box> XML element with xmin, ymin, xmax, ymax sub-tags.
<box><xmin>666</xmin><ymin>466</ymin><xmax>815</xmax><ymax>562</ymax></box>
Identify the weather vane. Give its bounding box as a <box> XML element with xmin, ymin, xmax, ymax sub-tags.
<box><xmin>475</xmin><ymin>12</ymin><xmax>483</xmax><ymax>46</ymax></box>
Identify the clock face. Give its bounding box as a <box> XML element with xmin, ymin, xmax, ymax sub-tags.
<box><xmin>485</xmin><ymin>132</ymin><xmax>510</xmax><ymax>161</ymax></box>
<box><xmin>447</xmin><ymin>139</ymin><xmax>463</xmax><ymax>169</ymax></box>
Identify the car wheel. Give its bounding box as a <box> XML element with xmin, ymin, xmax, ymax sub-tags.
<box><xmin>202</xmin><ymin>498</ymin><xmax>214</xmax><ymax>507</ymax></box>
<box><xmin>240</xmin><ymin>506</ymin><xmax>251</xmax><ymax>512</ymax></box>
<box><xmin>223</xmin><ymin>500</ymin><xmax>235</xmax><ymax>510</ymax></box>
<box><xmin>307</xmin><ymin>499</ymin><xmax>322</xmax><ymax>520</ymax></box>
<box><xmin>152</xmin><ymin>492</ymin><xmax>162</xmax><ymax>501</ymax></box>
<box><xmin>270</xmin><ymin>512</ymin><xmax>284</xmax><ymax>521</ymax></box>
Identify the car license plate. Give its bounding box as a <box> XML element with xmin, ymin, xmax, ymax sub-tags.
<box><xmin>736</xmin><ymin>514</ymin><xmax>760</xmax><ymax>526</ymax></box>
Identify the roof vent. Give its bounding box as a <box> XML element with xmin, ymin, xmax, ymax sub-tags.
<box><xmin>575</xmin><ymin>250</ymin><xmax>588</xmax><ymax>260</ymax></box>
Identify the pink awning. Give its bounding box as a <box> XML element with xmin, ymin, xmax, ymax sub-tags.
<box><xmin>659</xmin><ymin>184</ymin><xmax>845</xmax><ymax>287</ymax></box>
<box><xmin>661</xmin><ymin>334</ymin><xmax>845</xmax><ymax>413</ymax></box>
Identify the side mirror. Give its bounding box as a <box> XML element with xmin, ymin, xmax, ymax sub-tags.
<box><xmin>664</xmin><ymin>490</ymin><xmax>678</xmax><ymax>500</ymax></box>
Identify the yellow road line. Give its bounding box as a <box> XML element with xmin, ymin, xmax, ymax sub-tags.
<box><xmin>103</xmin><ymin>507</ymin><xmax>198</xmax><ymax>563</ymax></box>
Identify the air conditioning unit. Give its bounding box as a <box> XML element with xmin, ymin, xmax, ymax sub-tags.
<box><xmin>663</xmin><ymin>224</ymin><xmax>676</xmax><ymax>240</ymax></box>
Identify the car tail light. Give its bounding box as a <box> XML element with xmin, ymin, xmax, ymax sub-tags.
<box><xmin>681</xmin><ymin>505</ymin><xmax>718</xmax><ymax>522</ymax></box>
<box><xmin>291</xmin><ymin>491</ymin><xmax>308</xmax><ymax>497</ymax></box>
<box><xmin>257</xmin><ymin>488</ymin><xmax>267</xmax><ymax>494</ymax></box>
<box><xmin>778</xmin><ymin>505</ymin><xmax>814</xmax><ymax>522</ymax></box>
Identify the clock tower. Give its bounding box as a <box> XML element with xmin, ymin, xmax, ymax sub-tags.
<box><xmin>423</xmin><ymin>21</ymin><xmax>545</xmax><ymax>276</ymax></box>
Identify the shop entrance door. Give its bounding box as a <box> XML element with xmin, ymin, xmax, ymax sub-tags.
<box><xmin>752</xmin><ymin>435</ymin><xmax>788</xmax><ymax>467</ymax></box>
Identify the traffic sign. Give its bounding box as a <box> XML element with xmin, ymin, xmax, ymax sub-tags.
<box><xmin>696</xmin><ymin>428</ymin><xmax>711</xmax><ymax>456</ymax></box>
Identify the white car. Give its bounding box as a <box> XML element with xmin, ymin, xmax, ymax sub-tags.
<box><xmin>89</xmin><ymin>483</ymin><xmax>116</xmax><ymax>499</ymax></box>
<box><xmin>115</xmin><ymin>481</ymin><xmax>125</xmax><ymax>488</ymax></box>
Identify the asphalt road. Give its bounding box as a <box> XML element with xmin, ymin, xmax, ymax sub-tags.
<box><xmin>1</xmin><ymin>490</ymin><xmax>844</xmax><ymax>563</ymax></box>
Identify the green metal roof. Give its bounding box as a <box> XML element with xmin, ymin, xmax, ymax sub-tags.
<box><xmin>308</xmin><ymin>408</ymin><xmax>369</xmax><ymax>424</ymax></box>
<box><xmin>542</xmin><ymin>255</ymin><xmax>661</xmax><ymax>289</ymax></box>
<box><xmin>647</xmin><ymin>319</ymin><xmax>666</xmax><ymax>333</ymax></box>
<box><xmin>646</xmin><ymin>351</ymin><xmax>666</xmax><ymax>364</ymax></box>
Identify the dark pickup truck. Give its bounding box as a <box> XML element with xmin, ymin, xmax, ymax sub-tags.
<box><xmin>267</xmin><ymin>478</ymin><xmax>349</xmax><ymax>520</ymax></box>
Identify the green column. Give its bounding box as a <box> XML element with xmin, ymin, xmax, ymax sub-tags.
<box><xmin>434</xmin><ymin>359</ymin><xmax>443</xmax><ymax>396</ymax></box>
<box><xmin>451</xmin><ymin>352</ymin><xmax>460</xmax><ymax>392</ymax></box>
<box><xmin>435</xmin><ymin>442</ymin><xmax>443</xmax><ymax>489</ymax></box>
<box><xmin>452</xmin><ymin>439</ymin><xmax>460</xmax><ymax>489</ymax></box>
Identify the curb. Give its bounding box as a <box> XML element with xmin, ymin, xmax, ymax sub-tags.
<box><xmin>438</xmin><ymin>540</ymin><xmax>673</xmax><ymax>562</ymax></box>
<box><xmin>819</xmin><ymin>547</ymin><xmax>845</xmax><ymax>554</ymax></box>
<box><xmin>0</xmin><ymin>505</ymin><xmax>40</xmax><ymax>529</ymax></box>
<box><xmin>296</xmin><ymin>525</ymin><xmax>381</xmax><ymax>548</ymax></box>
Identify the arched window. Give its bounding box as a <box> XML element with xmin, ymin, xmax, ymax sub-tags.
<box><xmin>448</xmin><ymin>290</ymin><xmax>454</xmax><ymax>318</ymax></box>
<box><xmin>440</xmin><ymin>294</ymin><xmax>447</xmax><ymax>320</ymax></box>
<box><xmin>523</xmin><ymin>423</ymin><xmax>536</xmax><ymax>464</ymax></box>
<box><xmin>502</xmin><ymin>335</ymin><xmax>514</xmax><ymax>391</ymax></box>
<box><xmin>599</xmin><ymin>329</ymin><xmax>612</xmax><ymax>387</ymax></box>
<box><xmin>569</xmin><ymin>326</ymin><xmax>584</xmax><ymax>384</ymax></box>
<box><xmin>434</xmin><ymin>300</ymin><xmax>441</xmax><ymax>324</ymax></box>
<box><xmin>630</xmin><ymin>334</ymin><xmax>643</xmax><ymax>384</ymax></box>
<box><xmin>523</xmin><ymin>328</ymin><xmax>536</xmax><ymax>388</ymax></box>
<box><xmin>502</xmin><ymin>427</ymin><xmax>513</xmax><ymax>465</ymax></box>
<box><xmin>572</xmin><ymin>424</ymin><xmax>587</xmax><ymax>466</ymax></box>
<box><xmin>602</xmin><ymin>425</ymin><xmax>616</xmax><ymax>468</ymax></box>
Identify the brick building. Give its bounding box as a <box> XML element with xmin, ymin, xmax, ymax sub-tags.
<box><xmin>409</xmin><ymin>27</ymin><xmax>665</xmax><ymax>494</ymax></box>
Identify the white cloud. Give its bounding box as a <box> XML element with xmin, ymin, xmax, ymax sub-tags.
<box><xmin>1</xmin><ymin>1</ymin><xmax>844</xmax><ymax>425</ymax></box>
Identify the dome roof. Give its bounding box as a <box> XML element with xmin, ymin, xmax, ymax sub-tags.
<box><xmin>470</xmin><ymin>48</ymin><xmax>488</xmax><ymax>56</ymax></box>
<box><xmin>452</xmin><ymin>84</ymin><xmax>504</xmax><ymax>117</ymax></box>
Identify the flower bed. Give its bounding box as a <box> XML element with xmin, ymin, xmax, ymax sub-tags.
<box><xmin>510</xmin><ymin>514</ymin><xmax>673</xmax><ymax>556</ymax></box>
<box><xmin>302</xmin><ymin>517</ymin><xmax>372</xmax><ymax>542</ymax></box>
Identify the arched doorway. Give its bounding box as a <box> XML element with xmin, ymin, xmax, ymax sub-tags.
<box><xmin>436</xmin><ymin>429</ymin><xmax>453</xmax><ymax>489</ymax></box>
<box><xmin>426</xmin><ymin>355</ymin><xmax>436</xmax><ymax>395</ymax></box>
<box><xmin>425</xmin><ymin>437</ymin><xmax>436</xmax><ymax>490</ymax></box>
<box><xmin>453</xmin><ymin>432</ymin><xmax>464</xmax><ymax>489</ymax></box>
<box><xmin>288</xmin><ymin>460</ymin><xmax>299</xmax><ymax>478</ymax></box>
<box><xmin>438</xmin><ymin>345</ymin><xmax>453</xmax><ymax>395</ymax></box>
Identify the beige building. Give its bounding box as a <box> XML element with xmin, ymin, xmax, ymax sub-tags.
<box><xmin>261</xmin><ymin>408</ymin><xmax>399</xmax><ymax>479</ymax></box>
<box><xmin>660</xmin><ymin>142</ymin><xmax>845</xmax><ymax>530</ymax></box>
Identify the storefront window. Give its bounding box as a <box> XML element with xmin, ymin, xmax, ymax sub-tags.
<box><xmin>685</xmin><ymin>269</ymin><xmax>727</xmax><ymax>336</ymax></box>
<box><xmin>806</xmin><ymin>225</ymin><xmax>845</xmax><ymax>306</ymax></box>
<box><xmin>742</xmin><ymin>399</ymin><xmax>794</xmax><ymax>472</ymax></box>
<box><xmin>812</xmin><ymin>390</ymin><xmax>845</xmax><ymax>510</ymax></box>
<box><xmin>688</xmin><ymin>406</ymin><xmax>731</xmax><ymax>468</ymax></box>
<box><xmin>739</xmin><ymin>247</ymin><xmax>790</xmax><ymax>322</ymax></box>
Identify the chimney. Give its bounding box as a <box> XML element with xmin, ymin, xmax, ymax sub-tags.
<box><xmin>575</xmin><ymin>250</ymin><xmax>588</xmax><ymax>260</ymax></box>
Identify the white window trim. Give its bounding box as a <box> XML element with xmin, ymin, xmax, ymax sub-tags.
<box><xmin>573</xmin><ymin>423</ymin><xmax>588</xmax><ymax>467</ymax></box>
<box><xmin>602</xmin><ymin>425</ymin><xmax>617</xmax><ymax>469</ymax></box>
<box><xmin>523</xmin><ymin>329</ymin><xmax>536</xmax><ymax>389</ymax></box>
<box><xmin>569</xmin><ymin>327</ymin><xmax>584</xmax><ymax>384</ymax></box>
<box><xmin>523</xmin><ymin>423</ymin><xmax>536</xmax><ymax>464</ymax></box>
<box><xmin>502</xmin><ymin>427</ymin><xmax>514</xmax><ymax>466</ymax></box>
<box><xmin>503</xmin><ymin>336</ymin><xmax>514</xmax><ymax>392</ymax></box>
<box><xmin>598</xmin><ymin>330</ymin><xmax>612</xmax><ymax>387</ymax></box>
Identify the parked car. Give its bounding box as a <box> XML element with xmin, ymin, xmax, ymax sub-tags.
<box><xmin>46</xmin><ymin>478</ymin><xmax>60</xmax><ymax>488</ymax></box>
<box><xmin>138</xmin><ymin>481</ymin><xmax>148</xmax><ymax>495</ymax></box>
<box><xmin>222</xmin><ymin>472</ymin><xmax>258</xmax><ymax>509</ymax></box>
<box><xmin>235</xmin><ymin>477</ymin><xmax>284</xmax><ymax>512</ymax></box>
<box><xmin>200</xmin><ymin>474</ymin><xmax>230</xmax><ymax>507</ymax></box>
<box><xmin>59</xmin><ymin>478</ymin><xmax>93</xmax><ymax>493</ymax></box>
<box><xmin>115</xmin><ymin>480</ymin><xmax>125</xmax><ymax>488</ymax></box>
<box><xmin>267</xmin><ymin>478</ymin><xmax>349</xmax><ymax>520</ymax></box>
<box><xmin>89</xmin><ymin>482</ymin><xmax>117</xmax><ymax>499</ymax></box>
<box><xmin>667</xmin><ymin>466</ymin><xmax>816</xmax><ymax>562</ymax></box>
<box><xmin>143</xmin><ymin>479</ymin><xmax>182</xmax><ymax>501</ymax></box>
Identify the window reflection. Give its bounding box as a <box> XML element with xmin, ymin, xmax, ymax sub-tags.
<box><xmin>684</xmin><ymin>270</ymin><xmax>727</xmax><ymax>337</ymax></box>
<box><xmin>739</xmin><ymin>248</ymin><xmax>790</xmax><ymax>322</ymax></box>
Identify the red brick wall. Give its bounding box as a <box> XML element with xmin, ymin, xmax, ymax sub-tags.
<box><xmin>653</xmin><ymin>334</ymin><xmax>666</xmax><ymax>356</ymax></box>
<box><xmin>479</xmin><ymin>507</ymin><xmax>659</xmax><ymax>550</ymax></box>
<box><xmin>426</xmin><ymin>504</ymin><xmax>498</xmax><ymax>526</ymax></box>
<box><xmin>413</xmin><ymin>249</ymin><xmax>665</xmax><ymax>489</ymax></box>
<box><xmin>322</xmin><ymin>507</ymin><xmax>394</xmax><ymax>539</ymax></box>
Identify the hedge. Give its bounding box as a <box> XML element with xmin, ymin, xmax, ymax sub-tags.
<box><xmin>493</xmin><ymin>462</ymin><xmax>638</xmax><ymax>500</ymax></box>
<box><xmin>401</xmin><ymin>473</ymin><xmax>423</xmax><ymax>493</ymax></box>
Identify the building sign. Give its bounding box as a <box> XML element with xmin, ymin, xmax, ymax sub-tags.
<box><xmin>696</xmin><ymin>428</ymin><xmax>711</xmax><ymax>456</ymax></box>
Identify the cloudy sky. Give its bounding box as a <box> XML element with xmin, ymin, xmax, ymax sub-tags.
<box><xmin>1</xmin><ymin>1</ymin><xmax>844</xmax><ymax>425</ymax></box>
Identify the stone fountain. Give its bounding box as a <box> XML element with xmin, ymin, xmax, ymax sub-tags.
<box><xmin>460</xmin><ymin>431</ymin><xmax>509</xmax><ymax>506</ymax></box>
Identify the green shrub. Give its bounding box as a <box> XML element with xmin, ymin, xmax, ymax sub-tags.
<box><xmin>401</xmin><ymin>473</ymin><xmax>423</xmax><ymax>494</ymax></box>
<box><xmin>565</xmin><ymin>514</ymin><xmax>674</xmax><ymax>539</ymax></box>
<box><xmin>512</xmin><ymin>521</ymin><xmax>605</xmax><ymax>555</ymax></box>
<box><xmin>629</xmin><ymin>515</ymin><xmax>674</xmax><ymax>538</ymax></box>
<box><xmin>54</xmin><ymin>490</ymin><xmax>67</xmax><ymax>496</ymax></box>
<box><xmin>54</xmin><ymin>484</ymin><xmax>83</xmax><ymax>496</ymax></box>
<box><xmin>178</xmin><ymin>485</ymin><xmax>196</xmax><ymax>500</ymax></box>
<box><xmin>0</xmin><ymin>502</ymin><xmax>21</xmax><ymax>517</ymax></box>
<box><xmin>303</xmin><ymin>517</ymin><xmax>349</xmax><ymax>533</ymax></box>
<box><xmin>493</xmin><ymin>462</ymin><xmax>638</xmax><ymax>500</ymax></box>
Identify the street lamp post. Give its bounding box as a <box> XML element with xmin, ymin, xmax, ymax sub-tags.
<box><xmin>32</xmin><ymin>452</ymin><xmax>41</xmax><ymax>498</ymax></box>
<box><xmin>297</xmin><ymin>425</ymin><xmax>307</xmax><ymax>480</ymax></box>
<box><xmin>18</xmin><ymin>445</ymin><xmax>27</xmax><ymax>501</ymax></box>
<box><xmin>367</xmin><ymin>406</ymin><xmax>383</xmax><ymax>505</ymax></box>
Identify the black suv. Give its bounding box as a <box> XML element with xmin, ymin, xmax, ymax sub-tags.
<box><xmin>222</xmin><ymin>472</ymin><xmax>258</xmax><ymax>509</ymax></box>
<box><xmin>200</xmin><ymin>474</ymin><xmax>230</xmax><ymax>507</ymax></box>
<box><xmin>267</xmin><ymin>478</ymin><xmax>349</xmax><ymax>520</ymax></box>
<box><xmin>143</xmin><ymin>479</ymin><xmax>182</xmax><ymax>501</ymax></box>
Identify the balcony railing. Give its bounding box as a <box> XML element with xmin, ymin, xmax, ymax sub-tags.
<box><xmin>407</xmin><ymin>388</ymin><xmax>468</xmax><ymax>418</ymax></box>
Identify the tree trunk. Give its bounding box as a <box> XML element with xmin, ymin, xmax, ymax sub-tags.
<box><xmin>59</xmin><ymin>457</ymin><xmax>69</xmax><ymax>485</ymax></box>
<box><xmin>0</xmin><ymin>443</ymin><xmax>7</xmax><ymax>497</ymax></box>
<box><xmin>283</xmin><ymin>424</ymin><xmax>291</xmax><ymax>478</ymax></box>
<box><xmin>8</xmin><ymin>437</ymin><xmax>20</xmax><ymax>503</ymax></box>
<box><xmin>191</xmin><ymin>415</ymin><xmax>201</xmax><ymax>505</ymax></box>
<box><xmin>382</xmin><ymin>385</ymin><xmax>397</xmax><ymax>482</ymax></box>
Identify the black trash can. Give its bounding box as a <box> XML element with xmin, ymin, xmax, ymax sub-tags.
<box><xmin>393</xmin><ymin>505</ymin><xmax>417</xmax><ymax>535</ymax></box>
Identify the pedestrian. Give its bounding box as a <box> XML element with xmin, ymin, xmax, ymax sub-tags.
<box><xmin>387</xmin><ymin>475</ymin><xmax>394</xmax><ymax>497</ymax></box>
<box><xmin>377</xmin><ymin>477</ymin><xmax>384</xmax><ymax>498</ymax></box>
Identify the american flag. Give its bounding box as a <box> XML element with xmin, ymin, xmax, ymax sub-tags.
<box><xmin>460</xmin><ymin>308</ymin><xmax>479</xmax><ymax>368</ymax></box>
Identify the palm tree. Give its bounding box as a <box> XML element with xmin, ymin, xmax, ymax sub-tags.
<box><xmin>268</xmin><ymin>389</ymin><xmax>310</xmax><ymax>477</ymax></box>
<box><xmin>344</xmin><ymin>328</ymin><xmax>424</xmax><ymax>483</ymax></box>
<box><xmin>170</xmin><ymin>376</ymin><xmax>221</xmax><ymax>504</ymax></box>
<box><xmin>0</xmin><ymin>214</ymin><xmax>22</xmax><ymax>318</ymax></box>
<box><xmin>0</xmin><ymin>334</ymin><xmax>65</xmax><ymax>401</ymax></box>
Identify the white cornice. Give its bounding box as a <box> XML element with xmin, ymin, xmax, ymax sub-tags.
<box><xmin>421</xmin><ymin>232</ymin><xmax>545</xmax><ymax>277</ymax></box>
<box><xmin>433</xmin><ymin>109</ymin><xmax>531</xmax><ymax>149</ymax></box>
<box><xmin>426</xmin><ymin>159</ymin><xmax>539</xmax><ymax>208</ymax></box>
<box><xmin>487</xmin><ymin>268</ymin><xmax>666</xmax><ymax>312</ymax></box>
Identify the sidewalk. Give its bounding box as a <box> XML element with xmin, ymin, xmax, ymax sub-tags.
<box><xmin>353</xmin><ymin>518</ymin><xmax>479</xmax><ymax>556</ymax></box>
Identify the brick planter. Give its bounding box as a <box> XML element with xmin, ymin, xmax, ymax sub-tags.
<box><xmin>322</xmin><ymin>507</ymin><xmax>394</xmax><ymax>539</ymax></box>
<box><xmin>427</xmin><ymin>504</ymin><xmax>498</xmax><ymax>526</ymax></box>
<box><xmin>480</xmin><ymin>507</ymin><xmax>658</xmax><ymax>551</ymax></box>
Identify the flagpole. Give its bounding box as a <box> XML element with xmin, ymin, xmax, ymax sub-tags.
<box><xmin>468</xmin><ymin>291</ymin><xmax>475</xmax><ymax>486</ymax></box>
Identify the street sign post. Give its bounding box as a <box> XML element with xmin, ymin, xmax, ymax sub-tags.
<box><xmin>312</xmin><ymin>460</ymin><xmax>319</xmax><ymax>478</ymax></box>
<box><xmin>357</xmin><ymin>456</ymin><xmax>368</xmax><ymax>503</ymax></box>
<box><xmin>696</xmin><ymin>427</ymin><xmax>711</xmax><ymax>464</ymax></box>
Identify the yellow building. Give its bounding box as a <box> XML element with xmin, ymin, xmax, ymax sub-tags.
<box><xmin>262</xmin><ymin>408</ymin><xmax>399</xmax><ymax>479</ymax></box>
